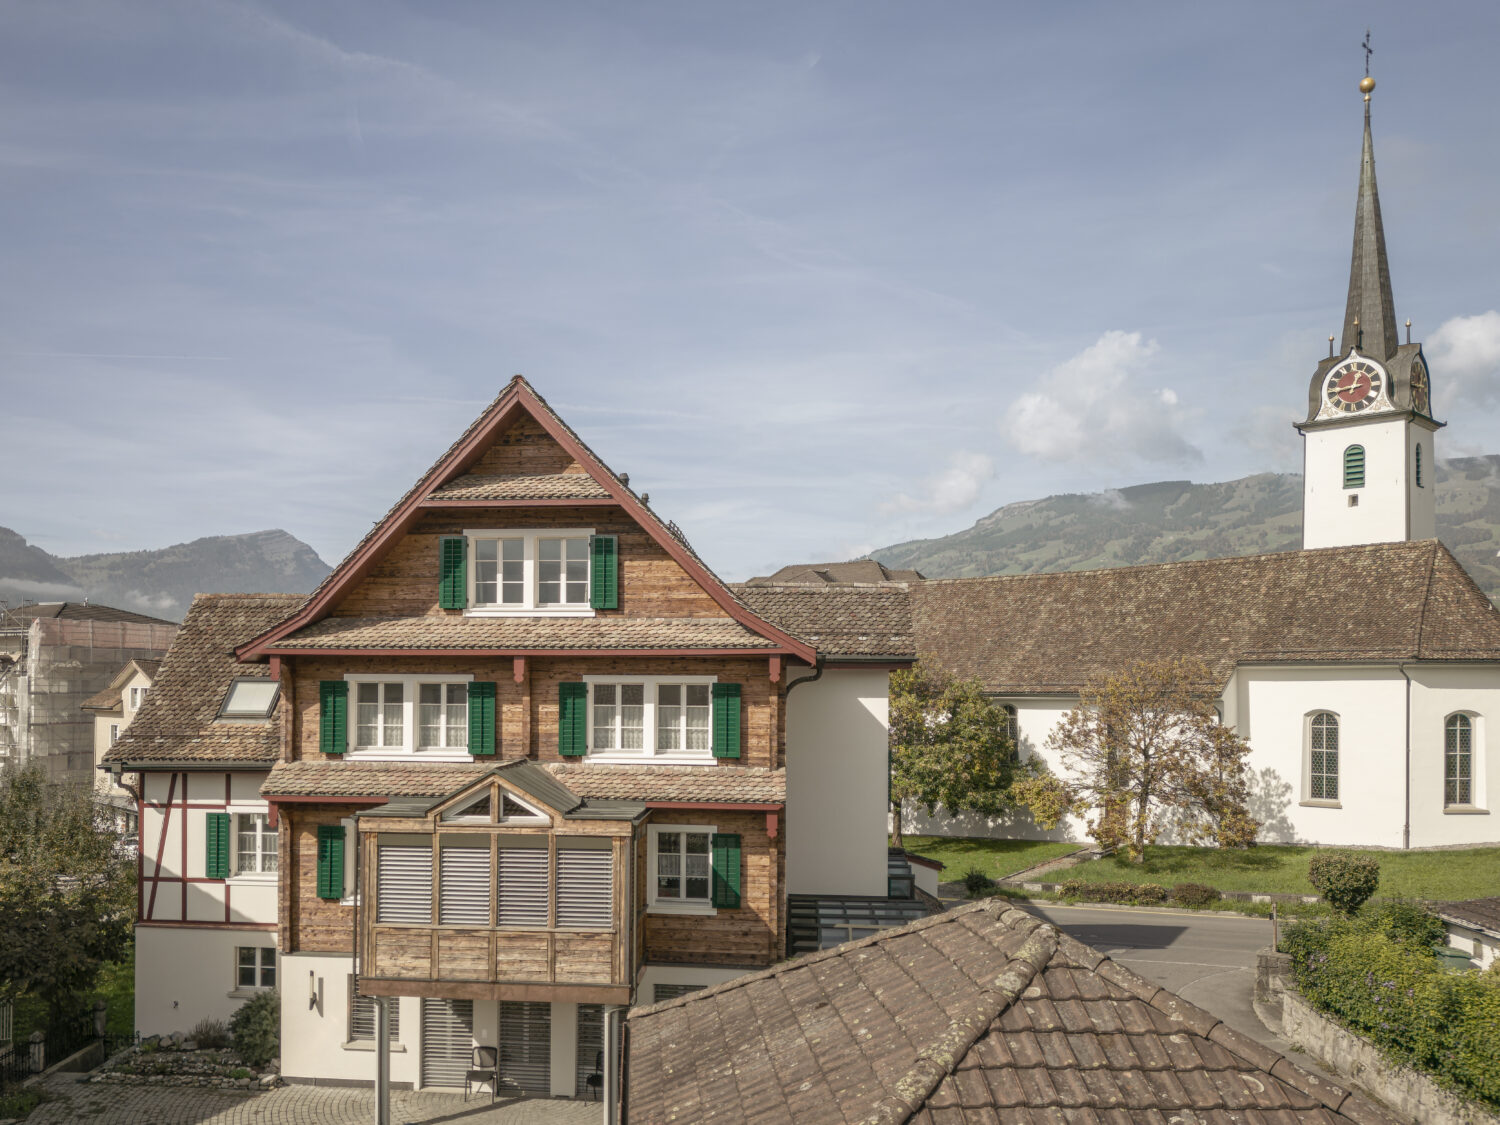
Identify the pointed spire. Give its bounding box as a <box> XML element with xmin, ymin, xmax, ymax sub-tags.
<box><xmin>1340</xmin><ymin>76</ymin><xmax>1399</xmax><ymax>360</ymax></box>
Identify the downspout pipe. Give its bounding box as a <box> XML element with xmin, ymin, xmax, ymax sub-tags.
<box><xmin>1400</xmin><ymin>663</ymin><xmax>1413</xmax><ymax>850</ymax></box>
<box><xmin>782</xmin><ymin>658</ymin><xmax>824</xmax><ymax>696</ymax></box>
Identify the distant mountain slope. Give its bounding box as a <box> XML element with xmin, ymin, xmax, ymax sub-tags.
<box><xmin>0</xmin><ymin>528</ymin><xmax>331</xmax><ymax>621</ymax></box>
<box><xmin>871</xmin><ymin>455</ymin><xmax>1500</xmax><ymax>605</ymax></box>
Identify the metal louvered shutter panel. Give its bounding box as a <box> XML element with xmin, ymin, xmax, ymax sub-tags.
<box><xmin>652</xmin><ymin>983</ymin><xmax>704</xmax><ymax>1003</ymax></box>
<box><xmin>499</xmin><ymin>1001</ymin><xmax>551</xmax><ymax>1094</ymax></box>
<box><xmin>350</xmin><ymin>993</ymin><xmax>401</xmax><ymax>1042</ymax></box>
<box><xmin>377</xmin><ymin>844</ymin><xmax>432</xmax><ymax>924</ymax></box>
<box><xmin>497</xmin><ymin>847</ymin><xmax>549</xmax><ymax>928</ymax></box>
<box><xmin>556</xmin><ymin>849</ymin><xmax>613</xmax><ymax>929</ymax></box>
<box><xmin>420</xmin><ymin>998</ymin><xmax>472</xmax><ymax>1088</ymax></box>
<box><xmin>575</xmin><ymin>1004</ymin><xmax>604</xmax><ymax>1097</ymax></box>
<box><xmin>439</xmin><ymin>846</ymin><xmax>491</xmax><ymax>925</ymax></box>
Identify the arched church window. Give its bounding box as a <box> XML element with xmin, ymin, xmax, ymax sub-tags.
<box><xmin>1343</xmin><ymin>446</ymin><xmax>1365</xmax><ymax>489</ymax></box>
<box><xmin>1415</xmin><ymin>443</ymin><xmax>1423</xmax><ymax>488</ymax></box>
<box><xmin>1445</xmin><ymin>714</ymin><xmax>1473</xmax><ymax>807</ymax></box>
<box><xmin>1308</xmin><ymin>712</ymin><xmax>1339</xmax><ymax>801</ymax></box>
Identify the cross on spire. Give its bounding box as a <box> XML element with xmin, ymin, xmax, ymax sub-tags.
<box><xmin>1362</xmin><ymin>30</ymin><xmax>1373</xmax><ymax>77</ymax></box>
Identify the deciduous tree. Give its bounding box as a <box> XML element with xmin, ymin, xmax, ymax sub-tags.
<box><xmin>1047</xmin><ymin>657</ymin><xmax>1258</xmax><ymax>862</ymax></box>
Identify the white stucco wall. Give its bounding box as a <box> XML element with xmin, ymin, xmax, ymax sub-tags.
<box><xmin>279</xmin><ymin>955</ymin><xmax>423</xmax><ymax>1089</ymax></box>
<box><xmin>785</xmin><ymin>667</ymin><xmax>891</xmax><ymax>896</ymax></box>
<box><xmin>1444</xmin><ymin>924</ymin><xmax>1500</xmax><ymax>971</ymax></box>
<box><xmin>1408</xmin><ymin>665</ymin><xmax>1497</xmax><ymax>846</ymax></box>
<box><xmin>135</xmin><ymin>924</ymin><xmax>277</xmax><ymax>1036</ymax></box>
<box><xmin>635</xmin><ymin>963</ymin><xmax>748</xmax><ymax>1003</ymax></box>
<box><xmin>1303</xmin><ymin>415</ymin><xmax>1413</xmax><ymax>549</ymax></box>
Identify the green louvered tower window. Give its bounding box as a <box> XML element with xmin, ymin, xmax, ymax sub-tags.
<box><xmin>711</xmin><ymin>683</ymin><xmax>741</xmax><ymax>759</ymax></box>
<box><xmin>439</xmin><ymin>536</ymin><xmax>467</xmax><ymax>609</ymax></box>
<box><xmin>1343</xmin><ymin>445</ymin><xmax>1365</xmax><ymax>489</ymax></box>
<box><xmin>710</xmin><ymin>833</ymin><xmax>741</xmax><ymax>909</ymax></box>
<box><xmin>590</xmin><ymin>535</ymin><xmax>619</xmax><ymax>610</ymax></box>
<box><xmin>1415</xmin><ymin>442</ymin><xmax>1423</xmax><ymax>488</ymax></box>
<box><xmin>316</xmin><ymin>824</ymin><xmax>345</xmax><ymax>900</ymax></box>
<box><xmin>319</xmin><ymin>680</ymin><xmax>348</xmax><ymax>756</ymax></box>
<box><xmin>558</xmin><ymin>682</ymin><xmax>588</xmax><ymax>756</ymax></box>
<box><xmin>468</xmin><ymin>681</ymin><xmax>496</xmax><ymax>755</ymax></box>
<box><xmin>205</xmin><ymin>812</ymin><xmax>230</xmax><ymax>879</ymax></box>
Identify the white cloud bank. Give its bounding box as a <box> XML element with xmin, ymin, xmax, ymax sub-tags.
<box><xmin>1428</xmin><ymin>310</ymin><xmax>1500</xmax><ymax>411</ymax></box>
<box><xmin>1001</xmin><ymin>330</ymin><xmax>1201</xmax><ymax>465</ymax></box>
<box><xmin>882</xmin><ymin>450</ymin><xmax>996</xmax><ymax>515</ymax></box>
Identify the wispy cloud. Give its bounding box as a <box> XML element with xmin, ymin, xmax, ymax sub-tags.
<box><xmin>1428</xmin><ymin>311</ymin><xmax>1500</xmax><ymax>412</ymax></box>
<box><xmin>881</xmin><ymin>451</ymin><xmax>995</xmax><ymax>515</ymax></box>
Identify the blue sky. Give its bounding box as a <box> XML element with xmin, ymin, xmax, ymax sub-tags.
<box><xmin>4</xmin><ymin>0</ymin><xmax>1498</xmax><ymax>581</ymax></box>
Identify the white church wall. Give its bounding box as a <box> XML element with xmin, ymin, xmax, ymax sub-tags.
<box><xmin>1407</xmin><ymin>425</ymin><xmax>1437</xmax><ymax>540</ymax></box>
<box><xmin>1408</xmin><ymin>665</ymin><xmax>1499</xmax><ymax>847</ymax></box>
<box><xmin>1303</xmin><ymin>415</ymin><xmax>1410</xmax><ymax>549</ymax></box>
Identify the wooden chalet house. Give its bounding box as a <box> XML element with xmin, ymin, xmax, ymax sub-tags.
<box><xmin>104</xmin><ymin>377</ymin><xmax>913</xmax><ymax>1095</ymax></box>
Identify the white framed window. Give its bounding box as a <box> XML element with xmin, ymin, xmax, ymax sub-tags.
<box><xmin>235</xmin><ymin>812</ymin><xmax>278</xmax><ymax>875</ymax></box>
<box><xmin>584</xmin><ymin>675</ymin><xmax>717</xmax><ymax>763</ymax></box>
<box><xmin>1304</xmin><ymin>712</ymin><xmax>1340</xmax><ymax>804</ymax></box>
<box><xmin>1445</xmin><ymin>713</ymin><xmax>1482</xmax><ymax>809</ymax></box>
<box><xmin>109</xmin><ymin>723</ymin><xmax>120</xmax><ymax>745</ymax></box>
<box><xmin>235</xmin><ymin>946</ymin><xmax>276</xmax><ymax>990</ymax></box>
<box><xmin>345</xmin><ymin>674</ymin><xmax>474</xmax><ymax>761</ymax></box>
<box><xmin>465</xmin><ymin>528</ymin><xmax>594</xmax><ymax>617</ymax></box>
<box><xmin>130</xmin><ymin>686</ymin><xmax>148</xmax><ymax>709</ymax></box>
<box><xmin>647</xmin><ymin>824</ymin><xmax>715</xmax><ymax>916</ymax></box>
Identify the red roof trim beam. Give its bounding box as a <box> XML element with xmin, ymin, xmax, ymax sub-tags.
<box><xmin>235</xmin><ymin>378</ymin><xmax>816</xmax><ymax>664</ymax></box>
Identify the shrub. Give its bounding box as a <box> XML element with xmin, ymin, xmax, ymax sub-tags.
<box><xmin>229</xmin><ymin>989</ymin><xmax>279</xmax><ymax>1068</ymax></box>
<box><xmin>1307</xmin><ymin>851</ymin><xmax>1380</xmax><ymax>915</ymax></box>
<box><xmin>960</xmin><ymin>867</ymin><xmax>996</xmax><ymax>898</ymax></box>
<box><xmin>1170</xmin><ymin>882</ymin><xmax>1222</xmax><ymax>907</ymax></box>
<box><xmin>1058</xmin><ymin>880</ymin><xmax>1167</xmax><ymax>905</ymax></box>
<box><xmin>1366</xmin><ymin>900</ymin><xmax>1445</xmax><ymax>952</ymax></box>
<box><xmin>189</xmin><ymin>1017</ymin><xmax>231</xmax><ymax>1050</ymax></box>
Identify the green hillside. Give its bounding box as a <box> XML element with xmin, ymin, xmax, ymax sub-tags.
<box><xmin>872</xmin><ymin>455</ymin><xmax>1500</xmax><ymax>604</ymax></box>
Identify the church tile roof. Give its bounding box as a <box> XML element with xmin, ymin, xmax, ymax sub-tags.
<box><xmin>912</xmin><ymin>540</ymin><xmax>1500</xmax><ymax>694</ymax></box>
<box><xmin>623</xmin><ymin>899</ymin><xmax>1397</xmax><ymax>1124</ymax></box>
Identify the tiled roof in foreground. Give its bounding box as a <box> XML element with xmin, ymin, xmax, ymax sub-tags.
<box><xmin>731</xmin><ymin>583</ymin><xmax>915</xmax><ymax>659</ymax></box>
<box><xmin>623</xmin><ymin>899</ymin><xmax>1398</xmax><ymax>1125</ymax></box>
<box><xmin>266</xmin><ymin>614</ymin><xmax>781</xmax><ymax>652</ymax></box>
<box><xmin>913</xmin><ymin>540</ymin><xmax>1500</xmax><ymax>693</ymax></box>
<box><xmin>103</xmin><ymin>594</ymin><xmax>303</xmax><ymax>765</ymax></box>
<box><xmin>1431</xmin><ymin>896</ymin><xmax>1500</xmax><ymax>939</ymax></box>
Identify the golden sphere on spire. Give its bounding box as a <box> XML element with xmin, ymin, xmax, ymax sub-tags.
<box><xmin>1360</xmin><ymin>76</ymin><xmax>1376</xmax><ymax>94</ymax></box>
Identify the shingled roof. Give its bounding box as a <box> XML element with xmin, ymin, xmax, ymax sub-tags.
<box><xmin>5</xmin><ymin>602</ymin><xmax>177</xmax><ymax>626</ymax></box>
<box><xmin>912</xmin><ymin>540</ymin><xmax>1500</xmax><ymax>694</ymax></box>
<box><xmin>103</xmin><ymin>594</ymin><xmax>302</xmax><ymax>765</ymax></box>
<box><xmin>264</xmin><ymin>614</ymin><xmax>781</xmax><ymax>653</ymax></box>
<box><xmin>427</xmin><ymin>472</ymin><xmax>611</xmax><ymax>501</ymax></box>
<box><xmin>623</xmin><ymin>899</ymin><xmax>1398</xmax><ymax>1125</ymax></box>
<box><xmin>744</xmin><ymin>559</ymin><xmax>926</xmax><ymax>586</ymax></box>
<box><xmin>1431</xmin><ymin>897</ymin><xmax>1500</xmax><ymax>940</ymax></box>
<box><xmin>731</xmin><ymin>583</ymin><xmax>915</xmax><ymax>660</ymax></box>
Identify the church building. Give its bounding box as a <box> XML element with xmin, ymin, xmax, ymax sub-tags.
<box><xmin>904</xmin><ymin>76</ymin><xmax>1500</xmax><ymax>850</ymax></box>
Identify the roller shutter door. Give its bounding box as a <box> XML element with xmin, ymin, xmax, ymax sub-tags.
<box><xmin>439</xmin><ymin>845</ymin><xmax>490</xmax><ymax>925</ymax></box>
<box><xmin>499</xmin><ymin>1001</ymin><xmax>551</xmax><ymax>1095</ymax></box>
<box><xmin>497</xmin><ymin>845</ymin><xmax>549</xmax><ymax>928</ymax></box>
<box><xmin>378</xmin><ymin>844</ymin><xmax>432</xmax><ymax>924</ymax></box>
<box><xmin>556</xmin><ymin>847</ymin><xmax>612</xmax><ymax>929</ymax></box>
<box><xmin>420</xmin><ymin>998</ymin><xmax>473</xmax><ymax>1089</ymax></box>
<box><xmin>575</xmin><ymin>1004</ymin><xmax>604</xmax><ymax>1097</ymax></box>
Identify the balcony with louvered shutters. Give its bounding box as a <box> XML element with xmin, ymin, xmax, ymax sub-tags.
<box><xmin>353</xmin><ymin>761</ymin><xmax>644</xmax><ymax>1004</ymax></box>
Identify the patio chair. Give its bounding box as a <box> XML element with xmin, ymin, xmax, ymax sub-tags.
<box><xmin>585</xmin><ymin>1049</ymin><xmax>604</xmax><ymax>1101</ymax></box>
<box><xmin>464</xmin><ymin>1044</ymin><xmax>499</xmax><ymax>1101</ymax></box>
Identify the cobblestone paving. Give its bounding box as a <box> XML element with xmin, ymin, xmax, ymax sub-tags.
<box><xmin>28</xmin><ymin>1073</ymin><xmax>602</xmax><ymax>1124</ymax></box>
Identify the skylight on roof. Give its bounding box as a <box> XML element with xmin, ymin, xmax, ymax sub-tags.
<box><xmin>220</xmin><ymin>677</ymin><xmax>280</xmax><ymax>720</ymax></box>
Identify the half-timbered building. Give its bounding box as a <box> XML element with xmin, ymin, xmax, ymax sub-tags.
<box><xmin>105</xmin><ymin>377</ymin><xmax>914</xmax><ymax>1093</ymax></box>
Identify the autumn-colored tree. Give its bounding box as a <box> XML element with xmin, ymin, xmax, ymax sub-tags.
<box><xmin>1047</xmin><ymin>657</ymin><xmax>1259</xmax><ymax>863</ymax></box>
<box><xmin>889</xmin><ymin>662</ymin><xmax>1018</xmax><ymax>846</ymax></box>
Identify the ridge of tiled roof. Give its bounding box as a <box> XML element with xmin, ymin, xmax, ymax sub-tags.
<box><xmin>623</xmin><ymin>898</ymin><xmax>1399</xmax><ymax>1124</ymax></box>
<box><xmin>744</xmin><ymin>559</ymin><xmax>926</xmax><ymax>585</ymax></box>
<box><xmin>730</xmin><ymin>582</ymin><xmax>915</xmax><ymax>659</ymax></box>
<box><xmin>912</xmin><ymin>540</ymin><xmax>1500</xmax><ymax>693</ymax></box>
<box><xmin>266</xmin><ymin>614</ymin><xmax>780</xmax><ymax>652</ymax></box>
<box><xmin>104</xmin><ymin>594</ymin><xmax>303</xmax><ymax>765</ymax></box>
<box><xmin>427</xmin><ymin>472</ymin><xmax>610</xmax><ymax>501</ymax></box>
<box><xmin>5</xmin><ymin>601</ymin><xmax>178</xmax><ymax>626</ymax></box>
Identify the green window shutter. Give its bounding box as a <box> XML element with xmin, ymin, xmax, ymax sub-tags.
<box><xmin>205</xmin><ymin>812</ymin><xmax>230</xmax><ymax>879</ymax></box>
<box><xmin>1415</xmin><ymin>443</ymin><xmax>1423</xmax><ymax>487</ymax></box>
<box><xmin>558</xmin><ymin>682</ymin><xmax>588</xmax><ymax>756</ymax></box>
<box><xmin>439</xmin><ymin>536</ymin><xmax>467</xmax><ymax>610</ymax></box>
<box><xmin>1343</xmin><ymin>445</ymin><xmax>1365</xmax><ymax>489</ymax></box>
<box><xmin>589</xmin><ymin>535</ymin><xmax>619</xmax><ymax>610</ymax></box>
<box><xmin>468</xmin><ymin>681</ymin><xmax>496</xmax><ymax>756</ymax></box>
<box><xmin>319</xmin><ymin>680</ymin><xmax>348</xmax><ymax>757</ymax></box>
<box><xmin>316</xmin><ymin>824</ymin><xmax>345</xmax><ymax>900</ymax></box>
<box><xmin>711</xmin><ymin>833</ymin><xmax>741</xmax><ymax>909</ymax></box>
<box><xmin>712</xmin><ymin>683</ymin><xmax>741</xmax><ymax>759</ymax></box>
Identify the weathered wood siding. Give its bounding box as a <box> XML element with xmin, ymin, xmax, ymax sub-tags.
<box><xmin>470</xmin><ymin>414</ymin><xmax>584</xmax><ymax>476</ymax></box>
<box><xmin>284</xmin><ymin>806</ymin><xmax>362</xmax><ymax>954</ymax></box>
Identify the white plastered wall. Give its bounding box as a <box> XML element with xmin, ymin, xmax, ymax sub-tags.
<box><xmin>135</xmin><ymin>925</ymin><xmax>277</xmax><ymax>1036</ymax></box>
<box><xmin>1407</xmin><ymin>665</ymin><xmax>1498</xmax><ymax>846</ymax></box>
<box><xmin>1303</xmin><ymin>415</ymin><xmax>1412</xmax><ymax>549</ymax></box>
<box><xmin>785</xmin><ymin>667</ymin><xmax>891</xmax><ymax>896</ymax></box>
<box><xmin>636</xmin><ymin>963</ymin><xmax>749</xmax><ymax>1004</ymax></box>
<box><xmin>279</xmin><ymin>955</ymin><xmax>422</xmax><ymax>1089</ymax></box>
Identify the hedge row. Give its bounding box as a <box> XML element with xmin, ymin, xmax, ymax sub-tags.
<box><xmin>1283</xmin><ymin>909</ymin><xmax>1500</xmax><ymax>1108</ymax></box>
<box><xmin>1057</xmin><ymin>880</ymin><xmax>1223</xmax><ymax>907</ymax></box>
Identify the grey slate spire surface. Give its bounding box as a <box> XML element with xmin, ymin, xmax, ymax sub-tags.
<box><xmin>1341</xmin><ymin>87</ymin><xmax>1400</xmax><ymax>360</ymax></box>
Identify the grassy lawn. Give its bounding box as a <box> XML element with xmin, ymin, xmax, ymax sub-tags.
<box><xmin>1062</xmin><ymin>844</ymin><xmax>1500</xmax><ymax>901</ymax></box>
<box><xmin>899</xmin><ymin>836</ymin><xmax>1084</xmax><ymax>883</ymax></box>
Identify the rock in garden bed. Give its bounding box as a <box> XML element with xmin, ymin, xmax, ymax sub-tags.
<box><xmin>89</xmin><ymin>1036</ymin><xmax>281</xmax><ymax>1089</ymax></box>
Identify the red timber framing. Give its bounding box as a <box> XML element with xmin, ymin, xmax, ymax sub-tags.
<box><xmin>233</xmin><ymin>378</ymin><xmax>817</xmax><ymax>665</ymax></box>
<box><xmin>139</xmin><ymin>771</ymin><xmax>250</xmax><ymax>925</ymax></box>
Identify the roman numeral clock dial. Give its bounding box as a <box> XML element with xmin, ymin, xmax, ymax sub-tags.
<box><xmin>1323</xmin><ymin>357</ymin><xmax>1384</xmax><ymax>414</ymax></box>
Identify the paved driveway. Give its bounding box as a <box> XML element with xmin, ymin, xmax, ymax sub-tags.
<box><xmin>28</xmin><ymin>1074</ymin><xmax>602</xmax><ymax>1124</ymax></box>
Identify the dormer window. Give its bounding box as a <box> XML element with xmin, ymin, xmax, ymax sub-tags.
<box><xmin>449</xmin><ymin>529</ymin><xmax>614</xmax><ymax>617</ymax></box>
<box><xmin>219</xmin><ymin>677</ymin><xmax>280</xmax><ymax>720</ymax></box>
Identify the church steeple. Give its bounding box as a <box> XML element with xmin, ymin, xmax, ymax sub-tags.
<box><xmin>1340</xmin><ymin>76</ymin><xmax>1399</xmax><ymax>361</ymax></box>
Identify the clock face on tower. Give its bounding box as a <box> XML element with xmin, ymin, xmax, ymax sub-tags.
<box><xmin>1323</xmin><ymin>357</ymin><xmax>1385</xmax><ymax>414</ymax></box>
<box><xmin>1410</xmin><ymin>357</ymin><xmax>1430</xmax><ymax>414</ymax></box>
